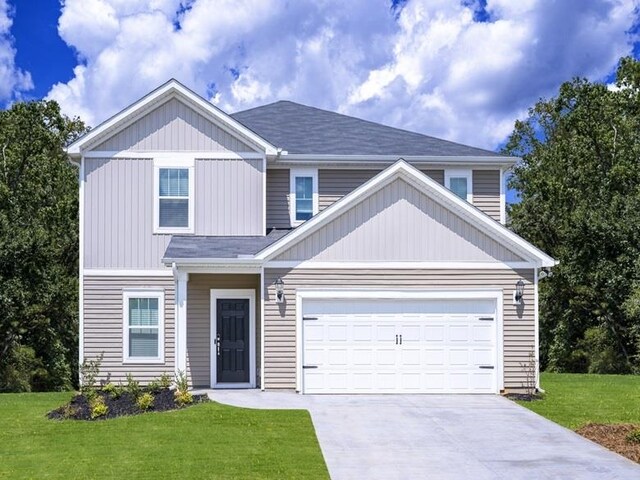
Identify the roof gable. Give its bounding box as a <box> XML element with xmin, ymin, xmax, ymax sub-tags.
<box><xmin>91</xmin><ymin>97</ymin><xmax>259</xmax><ymax>153</ymax></box>
<box><xmin>67</xmin><ymin>79</ymin><xmax>277</xmax><ymax>157</ymax></box>
<box><xmin>258</xmin><ymin>160</ymin><xmax>557</xmax><ymax>267</ymax></box>
<box><xmin>231</xmin><ymin>100</ymin><xmax>506</xmax><ymax>158</ymax></box>
<box><xmin>273</xmin><ymin>177</ymin><xmax>524</xmax><ymax>263</ymax></box>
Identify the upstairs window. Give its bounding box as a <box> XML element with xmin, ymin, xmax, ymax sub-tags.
<box><xmin>290</xmin><ymin>168</ymin><xmax>318</xmax><ymax>225</ymax></box>
<box><xmin>445</xmin><ymin>169</ymin><xmax>472</xmax><ymax>203</ymax></box>
<box><xmin>154</xmin><ymin>161</ymin><xmax>194</xmax><ymax>233</ymax></box>
<box><xmin>123</xmin><ymin>290</ymin><xmax>164</xmax><ymax>363</ymax></box>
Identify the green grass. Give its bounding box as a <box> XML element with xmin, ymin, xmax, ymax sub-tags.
<box><xmin>0</xmin><ymin>392</ymin><xmax>328</xmax><ymax>479</ymax></box>
<box><xmin>518</xmin><ymin>372</ymin><xmax>640</xmax><ymax>429</ymax></box>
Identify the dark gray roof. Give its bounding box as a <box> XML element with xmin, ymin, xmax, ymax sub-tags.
<box><xmin>163</xmin><ymin>229</ymin><xmax>290</xmax><ymax>260</ymax></box>
<box><xmin>231</xmin><ymin>100</ymin><xmax>501</xmax><ymax>157</ymax></box>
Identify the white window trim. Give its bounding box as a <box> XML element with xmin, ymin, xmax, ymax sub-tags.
<box><xmin>445</xmin><ymin>168</ymin><xmax>473</xmax><ymax>203</ymax></box>
<box><xmin>122</xmin><ymin>289</ymin><xmax>165</xmax><ymax>364</ymax></box>
<box><xmin>153</xmin><ymin>161</ymin><xmax>195</xmax><ymax>234</ymax></box>
<box><xmin>289</xmin><ymin>168</ymin><xmax>318</xmax><ymax>226</ymax></box>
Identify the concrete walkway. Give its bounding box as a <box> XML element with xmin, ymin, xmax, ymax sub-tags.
<box><xmin>205</xmin><ymin>390</ymin><xmax>640</xmax><ymax>480</ymax></box>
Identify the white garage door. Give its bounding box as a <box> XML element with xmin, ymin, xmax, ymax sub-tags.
<box><xmin>301</xmin><ymin>297</ymin><xmax>498</xmax><ymax>394</ymax></box>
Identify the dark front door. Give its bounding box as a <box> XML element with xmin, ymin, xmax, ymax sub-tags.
<box><xmin>216</xmin><ymin>298</ymin><xmax>250</xmax><ymax>384</ymax></box>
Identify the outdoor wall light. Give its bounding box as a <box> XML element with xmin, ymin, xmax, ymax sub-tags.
<box><xmin>275</xmin><ymin>278</ymin><xmax>285</xmax><ymax>304</ymax></box>
<box><xmin>513</xmin><ymin>279</ymin><xmax>525</xmax><ymax>305</ymax></box>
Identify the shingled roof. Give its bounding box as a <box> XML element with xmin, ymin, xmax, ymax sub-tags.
<box><xmin>231</xmin><ymin>100</ymin><xmax>502</xmax><ymax>157</ymax></box>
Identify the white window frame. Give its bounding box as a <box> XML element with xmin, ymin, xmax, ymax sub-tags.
<box><xmin>122</xmin><ymin>289</ymin><xmax>165</xmax><ymax>364</ymax></box>
<box><xmin>153</xmin><ymin>158</ymin><xmax>195</xmax><ymax>234</ymax></box>
<box><xmin>289</xmin><ymin>168</ymin><xmax>318</xmax><ymax>226</ymax></box>
<box><xmin>445</xmin><ymin>168</ymin><xmax>473</xmax><ymax>203</ymax></box>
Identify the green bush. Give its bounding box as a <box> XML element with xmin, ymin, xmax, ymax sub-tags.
<box><xmin>158</xmin><ymin>373</ymin><xmax>172</xmax><ymax>389</ymax></box>
<box><xmin>0</xmin><ymin>345</ymin><xmax>47</xmax><ymax>392</ymax></box>
<box><xmin>174</xmin><ymin>389</ymin><xmax>193</xmax><ymax>407</ymax></box>
<box><xmin>626</xmin><ymin>429</ymin><xmax>640</xmax><ymax>444</ymax></box>
<box><xmin>174</xmin><ymin>370</ymin><xmax>189</xmax><ymax>392</ymax></box>
<box><xmin>80</xmin><ymin>353</ymin><xmax>103</xmax><ymax>392</ymax></box>
<box><xmin>136</xmin><ymin>392</ymin><xmax>155</xmax><ymax>411</ymax></box>
<box><xmin>125</xmin><ymin>373</ymin><xmax>141</xmax><ymax>399</ymax></box>
<box><xmin>90</xmin><ymin>396</ymin><xmax>108</xmax><ymax>419</ymax></box>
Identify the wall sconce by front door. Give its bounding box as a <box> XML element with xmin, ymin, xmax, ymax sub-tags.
<box><xmin>275</xmin><ymin>277</ymin><xmax>285</xmax><ymax>304</ymax></box>
<box><xmin>513</xmin><ymin>279</ymin><xmax>525</xmax><ymax>305</ymax></box>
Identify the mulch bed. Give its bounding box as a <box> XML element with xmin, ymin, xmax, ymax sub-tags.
<box><xmin>576</xmin><ymin>423</ymin><xmax>640</xmax><ymax>464</ymax></box>
<box><xmin>47</xmin><ymin>388</ymin><xmax>208</xmax><ymax>421</ymax></box>
<box><xmin>504</xmin><ymin>392</ymin><xmax>543</xmax><ymax>402</ymax></box>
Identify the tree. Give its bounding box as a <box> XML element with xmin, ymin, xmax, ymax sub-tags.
<box><xmin>504</xmin><ymin>57</ymin><xmax>640</xmax><ymax>373</ymax></box>
<box><xmin>0</xmin><ymin>100</ymin><xmax>86</xmax><ymax>391</ymax></box>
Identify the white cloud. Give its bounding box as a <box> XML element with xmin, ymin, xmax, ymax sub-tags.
<box><xmin>0</xmin><ymin>0</ymin><xmax>32</xmax><ymax>102</ymax></box>
<box><xmin>47</xmin><ymin>0</ymin><xmax>638</xmax><ymax>149</ymax></box>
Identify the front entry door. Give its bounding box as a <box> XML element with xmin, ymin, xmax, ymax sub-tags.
<box><xmin>216</xmin><ymin>298</ymin><xmax>250</xmax><ymax>384</ymax></box>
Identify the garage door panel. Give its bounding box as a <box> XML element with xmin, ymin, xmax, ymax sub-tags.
<box><xmin>302</xmin><ymin>298</ymin><xmax>497</xmax><ymax>394</ymax></box>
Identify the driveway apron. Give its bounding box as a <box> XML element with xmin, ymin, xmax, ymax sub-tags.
<box><xmin>207</xmin><ymin>391</ymin><xmax>640</xmax><ymax>480</ymax></box>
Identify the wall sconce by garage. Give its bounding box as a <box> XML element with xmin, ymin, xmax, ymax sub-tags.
<box><xmin>275</xmin><ymin>278</ymin><xmax>285</xmax><ymax>304</ymax></box>
<box><xmin>513</xmin><ymin>279</ymin><xmax>525</xmax><ymax>305</ymax></box>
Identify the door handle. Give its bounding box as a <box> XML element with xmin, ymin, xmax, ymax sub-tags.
<box><xmin>399</xmin><ymin>334</ymin><xmax>402</xmax><ymax>345</ymax></box>
<box><xmin>216</xmin><ymin>333</ymin><xmax>221</xmax><ymax>357</ymax></box>
<box><xmin>395</xmin><ymin>335</ymin><xmax>398</xmax><ymax>345</ymax></box>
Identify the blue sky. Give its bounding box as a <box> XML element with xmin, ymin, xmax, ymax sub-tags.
<box><xmin>2</xmin><ymin>1</ymin><xmax>640</xmax><ymax>203</ymax></box>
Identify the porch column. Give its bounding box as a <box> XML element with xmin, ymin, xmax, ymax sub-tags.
<box><xmin>175</xmin><ymin>270</ymin><xmax>189</xmax><ymax>376</ymax></box>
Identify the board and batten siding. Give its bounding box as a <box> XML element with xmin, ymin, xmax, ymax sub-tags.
<box><xmin>263</xmin><ymin>268</ymin><xmax>535</xmax><ymax>392</ymax></box>
<box><xmin>91</xmin><ymin>97</ymin><xmax>258</xmax><ymax>152</ymax></box>
<box><xmin>83</xmin><ymin>275</ymin><xmax>175</xmax><ymax>384</ymax></box>
<box><xmin>274</xmin><ymin>177</ymin><xmax>523</xmax><ymax>262</ymax></box>
<box><xmin>84</xmin><ymin>157</ymin><xmax>264</xmax><ymax>269</ymax></box>
<box><xmin>473</xmin><ymin>170</ymin><xmax>501</xmax><ymax>222</ymax></box>
<box><xmin>186</xmin><ymin>274</ymin><xmax>261</xmax><ymax>388</ymax></box>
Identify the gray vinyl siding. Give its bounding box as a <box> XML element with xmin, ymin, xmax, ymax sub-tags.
<box><xmin>318</xmin><ymin>169</ymin><xmax>444</xmax><ymax>211</ymax></box>
<box><xmin>84</xmin><ymin>157</ymin><xmax>264</xmax><ymax>269</ymax></box>
<box><xmin>274</xmin><ymin>178</ymin><xmax>523</xmax><ymax>262</ymax></box>
<box><xmin>194</xmin><ymin>158</ymin><xmax>264</xmax><ymax>236</ymax></box>
<box><xmin>473</xmin><ymin>170</ymin><xmax>501</xmax><ymax>222</ymax></box>
<box><xmin>84</xmin><ymin>158</ymin><xmax>171</xmax><ymax>269</ymax></box>
<box><xmin>266</xmin><ymin>169</ymin><xmax>291</xmax><ymax>229</ymax></box>
<box><xmin>186</xmin><ymin>274</ymin><xmax>261</xmax><ymax>388</ymax></box>
<box><xmin>91</xmin><ymin>98</ymin><xmax>258</xmax><ymax>152</ymax></box>
<box><xmin>263</xmin><ymin>268</ymin><xmax>535</xmax><ymax>392</ymax></box>
<box><xmin>83</xmin><ymin>275</ymin><xmax>175</xmax><ymax>384</ymax></box>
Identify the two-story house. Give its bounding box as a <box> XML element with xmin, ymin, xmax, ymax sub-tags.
<box><xmin>66</xmin><ymin>80</ymin><xmax>555</xmax><ymax>394</ymax></box>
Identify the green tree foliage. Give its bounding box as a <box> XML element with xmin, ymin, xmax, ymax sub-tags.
<box><xmin>505</xmin><ymin>57</ymin><xmax>640</xmax><ymax>374</ymax></box>
<box><xmin>0</xmin><ymin>100</ymin><xmax>86</xmax><ymax>391</ymax></box>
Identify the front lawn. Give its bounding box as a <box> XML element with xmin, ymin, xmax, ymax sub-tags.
<box><xmin>0</xmin><ymin>392</ymin><xmax>328</xmax><ymax>479</ymax></box>
<box><xmin>518</xmin><ymin>372</ymin><xmax>640</xmax><ymax>429</ymax></box>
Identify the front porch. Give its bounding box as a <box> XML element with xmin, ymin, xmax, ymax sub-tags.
<box><xmin>174</xmin><ymin>272</ymin><xmax>262</xmax><ymax>389</ymax></box>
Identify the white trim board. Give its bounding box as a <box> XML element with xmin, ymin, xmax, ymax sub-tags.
<box><xmin>265</xmin><ymin>261</ymin><xmax>536</xmax><ymax>270</ymax></box>
<box><xmin>295</xmin><ymin>289</ymin><xmax>504</xmax><ymax>394</ymax></box>
<box><xmin>84</xmin><ymin>269</ymin><xmax>174</xmax><ymax>277</ymax></box>
<box><xmin>78</xmin><ymin>156</ymin><xmax>85</xmax><ymax>372</ymax></box>
<box><xmin>256</xmin><ymin>159</ymin><xmax>557</xmax><ymax>267</ymax></box>
<box><xmin>84</xmin><ymin>151</ymin><xmax>264</xmax><ymax>160</ymax></box>
<box><xmin>210</xmin><ymin>289</ymin><xmax>257</xmax><ymax>389</ymax></box>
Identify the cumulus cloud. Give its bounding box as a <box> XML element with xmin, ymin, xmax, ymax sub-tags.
<box><xmin>48</xmin><ymin>0</ymin><xmax>638</xmax><ymax>149</ymax></box>
<box><xmin>0</xmin><ymin>0</ymin><xmax>32</xmax><ymax>102</ymax></box>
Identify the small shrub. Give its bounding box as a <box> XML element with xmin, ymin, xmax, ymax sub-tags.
<box><xmin>125</xmin><ymin>373</ymin><xmax>141</xmax><ymax>399</ymax></box>
<box><xmin>102</xmin><ymin>382</ymin><xmax>124</xmax><ymax>399</ymax></box>
<box><xmin>80</xmin><ymin>353</ymin><xmax>104</xmax><ymax>392</ymax></box>
<box><xmin>83</xmin><ymin>388</ymin><xmax>98</xmax><ymax>402</ymax></box>
<box><xmin>102</xmin><ymin>382</ymin><xmax>116</xmax><ymax>394</ymax></box>
<box><xmin>158</xmin><ymin>373</ymin><xmax>172</xmax><ymax>390</ymax></box>
<box><xmin>174</xmin><ymin>370</ymin><xmax>189</xmax><ymax>392</ymax></box>
<box><xmin>61</xmin><ymin>403</ymin><xmax>79</xmax><ymax>420</ymax></box>
<box><xmin>137</xmin><ymin>392</ymin><xmax>155</xmax><ymax>411</ymax></box>
<box><xmin>90</xmin><ymin>396</ymin><xmax>108</xmax><ymax>419</ymax></box>
<box><xmin>626</xmin><ymin>429</ymin><xmax>640</xmax><ymax>444</ymax></box>
<box><xmin>174</xmin><ymin>389</ymin><xmax>193</xmax><ymax>407</ymax></box>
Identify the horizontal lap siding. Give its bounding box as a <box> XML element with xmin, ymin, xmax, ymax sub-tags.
<box><xmin>186</xmin><ymin>274</ymin><xmax>261</xmax><ymax>388</ymax></box>
<box><xmin>266</xmin><ymin>169</ymin><xmax>291</xmax><ymax>229</ymax></box>
<box><xmin>92</xmin><ymin>98</ymin><xmax>257</xmax><ymax>152</ymax></box>
<box><xmin>83</xmin><ymin>276</ymin><xmax>175</xmax><ymax>384</ymax></box>
<box><xmin>263</xmin><ymin>268</ymin><xmax>535</xmax><ymax>392</ymax></box>
<box><xmin>473</xmin><ymin>170</ymin><xmax>501</xmax><ymax>221</ymax></box>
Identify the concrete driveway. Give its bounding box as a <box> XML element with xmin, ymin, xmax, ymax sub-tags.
<box><xmin>207</xmin><ymin>391</ymin><xmax>640</xmax><ymax>479</ymax></box>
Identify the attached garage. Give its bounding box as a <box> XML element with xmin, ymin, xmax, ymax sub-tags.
<box><xmin>298</xmin><ymin>292</ymin><xmax>502</xmax><ymax>394</ymax></box>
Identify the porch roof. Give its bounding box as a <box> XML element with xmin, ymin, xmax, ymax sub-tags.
<box><xmin>163</xmin><ymin>229</ymin><xmax>290</xmax><ymax>263</ymax></box>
